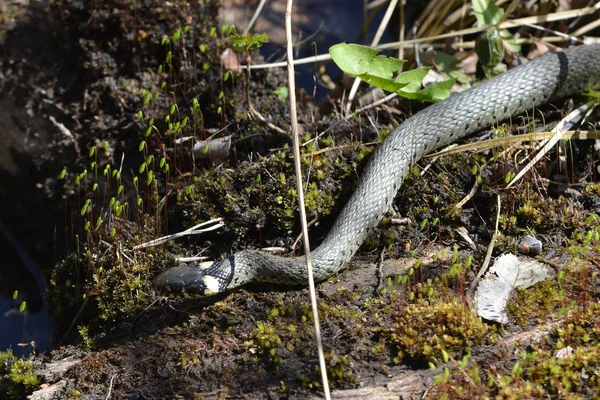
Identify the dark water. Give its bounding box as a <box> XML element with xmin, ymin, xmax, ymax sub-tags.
<box><xmin>0</xmin><ymin>220</ymin><xmax>53</xmax><ymax>357</ymax></box>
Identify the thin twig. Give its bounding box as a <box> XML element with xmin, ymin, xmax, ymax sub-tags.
<box><xmin>249</xmin><ymin>102</ymin><xmax>288</xmax><ymax>135</ymax></box>
<box><xmin>105</xmin><ymin>373</ymin><xmax>117</xmax><ymax>400</ymax></box>
<box><xmin>345</xmin><ymin>0</ymin><xmax>399</xmax><ymax>114</ymax></box>
<box><xmin>242</xmin><ymin>0</ymin><xmax>268</xmax><ymax>35</ymax></box>
<box><xmin>398</xmin><ymin>0</ymin><xmax>405</xmax><ymax>59</ymax></box>
<box><xmin>468</xmin><ymin>195</ymin><xmax>501</xmax><ymax>304</ymax></box>
<box><xmin>425</xmin><ymin>130</ymin><xmax>600</xmax><ymax>159</ymax></box>
<box><xmin>284</xmin><ymin>1</ymin><xmax>331</xmax><ymax>398</ymax></box>
<box><xmin>507</xmin><ymin>101</ymin><xmax>597</xmax><ymax>188</ymax></box>
<box><xmin>133</xmin><ymin>218</ymin><xmax>223</xmax><ymax>249</ymax></box>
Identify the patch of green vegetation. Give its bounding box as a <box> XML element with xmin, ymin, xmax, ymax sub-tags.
<box><xmin>46</xmin><ymin>0</ymin><xmax>234</xmax><ymax>345</ymax></box>
<box><xmin>322</xmin><ymin>351</ymin><xmax>355</xmax><ymax>386</ymax></box>
<box><xmin>507</xmin><ymin>279</ymin><xmax>564</xmax><ymax>328</ymax></box>
<box><xmin>428</xmin><ymin>340</ymin><xmax>600</xmax><ymax>399</ymax></box>
<box><xmin>0</xmin><ymin>350</ymin><xmax>41</xmax><ymax>399</ymax></box>
<box><xmin>555</xmin><ymin>301</ymin><xmax>600</xmax><ymax>349</ymax></box>
<box><xmin>232</xmin><ymin>289</ymin><xmax>371</xmax><ymax>388</ymax></box>
<box><xmin>177</xmin><ymin>138</ymin><xmax>373</xmax><ymax>254</ymax></box>
<box><xmin>428</xmin><ymin>209</ymin><xmax>600</xmax><ymax>399</ymax></box>
<box><xmin>50</xmin><ymin>237</ymin><xmax>177</xmax><ymax>346</ymax></box>
<box><xmin>386</xmin><ymin>291</ymin><xmax>489</xmax><ymax>364</ymax></box>
<box><xmin>498</xmin><ymin>185</ymin><xmax>587</xmax><ymax>237</ymax></box>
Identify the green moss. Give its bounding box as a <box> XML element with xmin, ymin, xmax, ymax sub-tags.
<box><xmin>176</xmin><ymin>140</ymin><xmax>373</xmax><ymax>254</ymax></box>
<box><xmin>49</xmin><ymin>235</ymin><xmax>177</xmax><ymax>346</ymax></box>
<box><xmin>498</xmin><ymin>187</ymin><xmax>587</xmax><ymax>237</ymax></box>
<box><xmin>0</xmin><ymin>350</ymin><xmax>41</xmax><ymax>399</ymax></box>
<box><xmin>322</xmin><ymin>351</ymin><xmax>356</xmax><ymax>386</ymax></box>
<box><xmin>430</xmin><ymin>344</ymin><xmax>600</xmax><ymax>399</ymax></box>
<box><xmin>555</xmin><ymin>301</ymin><xmax>600</xmax><ymax>349</ymax></box>
<box><xmin>507</xmin><ymin>279</ymin><xmax>564</xmax><ymax>328</ymax></box>
<box><xmin>247</xmin><ymin>320</ymin><xmax>284</xmax><ymax>366</ymax></box>
<box><xmin>386</xmin><ymin>292</ymin><xmax>489</xmax><ymax>364</ymax></box>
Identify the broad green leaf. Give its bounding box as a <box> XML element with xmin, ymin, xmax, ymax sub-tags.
<box><xmin>330</xmin><ymin>43</ymin><xmax>404</xmax><ymax>78</ymax></box>
<box><xmin>330</xmin><ymin>43</ymin><xmax>409</xmax><ymax>92</ymax></box>
<box><xmin>394</xmin><ymin>68</ymin><xmax>431</xmax><ymax>93</ymax></box>
<box><xmin>330</xmin><ymin>43</ymin><xmax>453</xmax><ymax>103</ymax></box>
<box><xmin>471</xmin><ymin>0</ymin><xmax>503</xmax><ymax>26</ymax></box>
<box><xmin>400</xmin><ymin>78</ymin><xmax>456</xmax><ymax>102</ymax></box>
<box><xmin>429</xmin><ymin>52</ymin><xmax>471</xmax><ymax>85</ymax></box>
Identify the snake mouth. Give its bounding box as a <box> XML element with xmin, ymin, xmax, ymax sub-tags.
<box><xmin>153</xmin><ymin>264</ymin><xmax>229</xmax><ymax>299</ymax></box>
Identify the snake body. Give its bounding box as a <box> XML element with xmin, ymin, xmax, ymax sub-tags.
<box><xmin>155</xmin><ymin>44</ymin><xmax>600</xmax><ymax>298</ymax></box>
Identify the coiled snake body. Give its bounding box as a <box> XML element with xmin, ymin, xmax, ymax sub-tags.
<box><xmin>155</xmin><ymin>44</ymin><xmax>600</xmax><ymax>298</ymax></box>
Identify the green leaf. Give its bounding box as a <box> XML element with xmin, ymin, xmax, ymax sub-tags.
<box><xmin>584</xmin><ymin>87</ymin><xmax>600</xmax><ymax>99</ymax></box>
<box><xmin>172</xmin><ymin>28</ymin><xmax>181</xmax><ymax>41</ymax></box>
<box><xmin>330</xmin><ymin>43</ymin><xmax>404</xmax><ymax>77</ymax></box>
<box><xmin>330</xmin><ymin>43</ymin><xmax>407</xmax><ymax>92</ymax></box>
<box><xmin>330</xmin><ymin>43</ymin><xmax>453</xmax><ymax>102</ymax></box>
<box><xmin>231</xmin><ymin>33</ymin><xmax>270</xmax><ymax>52</ymax></box>
<box><xmin>429</xmin><ymin>52</ymin><xmax>471</xmax><ymax>85</ymax></box>
<box><xmin>402</xmin><ymin>78</ymin><xmax>456</xmax><ymax>102</ymax></box>
<box><xmin>19</xmin><ymin>301</ymin><xmax>26</xmax><ymax>313</ymax></box>
<box><xmin>471</xmin><ymin>0</ymin><xmax>504</xmax><ymax>26</ymax></box>
<box><xmin>394</xmin><ymin>67</ymin><xmax>430</xmax><ymax>93</ymax></box>
<box><xmin>274</xmin><ymin>86</ymin><xmax>289</xmax><ymax>100</ymax></box>
<box><xmin>441</xmin><ymin>349</ymin><xmax>449</xmax><ymax>363</ymax></box>
<box><xmin>471</xmin><ymin>0</ymin><xmax>520</xmax><ymax>52</ymax></box>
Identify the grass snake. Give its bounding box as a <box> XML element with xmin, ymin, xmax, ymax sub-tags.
<box><xmin>154</xmin><ymin>44</ymin><xmax>600</xmax><ymax>298</ymax></box>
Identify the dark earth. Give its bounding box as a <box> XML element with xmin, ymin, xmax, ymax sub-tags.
<box><xmin>1</xmin><ymin>0</ymin><xmax>600</xmax><ymax>399</ymax></box>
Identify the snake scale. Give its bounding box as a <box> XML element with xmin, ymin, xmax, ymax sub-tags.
<box><xmin>154</xmin><ymin>44</ymin><xmax>600</xmax><ymax>298</ymax></box>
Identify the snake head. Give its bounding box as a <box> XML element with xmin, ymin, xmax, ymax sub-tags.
<box><xmin>153</xmin><ymin>261</ymin><xmax>232</xmax><ymax>299</ymax></box>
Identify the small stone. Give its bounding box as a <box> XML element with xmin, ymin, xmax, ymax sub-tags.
<box><xmin>517</xmin><ymin>235</ymin><xmax>542</xmax><ymax>256</ymax></box>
